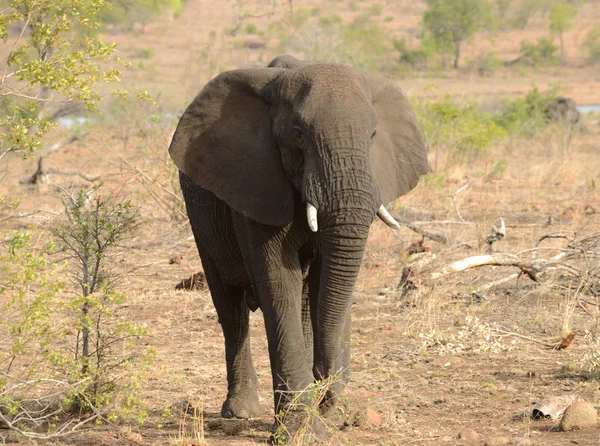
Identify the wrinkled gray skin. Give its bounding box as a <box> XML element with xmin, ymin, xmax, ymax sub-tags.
<box><xmin>169</xmin><ymin>55</ymin><xmax>428</xmax><ymax>423</ymax></box>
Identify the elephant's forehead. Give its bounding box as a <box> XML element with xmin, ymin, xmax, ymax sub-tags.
<box><xmin>286</xmin><ymin>65</ymin><xmax>370</xmax><ymax>112</ymax></box>
<box><xmin>289</xmin><ymin>65</ymin><xmax>362</xmax><ymax>95</ymax></box>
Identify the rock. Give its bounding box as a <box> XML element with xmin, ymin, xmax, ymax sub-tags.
<box><xmin>344</xmin><ymin>408</ymin><xmax>366</xmax><ymax>427</ymax></box>
<box><xmin>532</xmin><ymin>394</ymin><xmax>579</xmax><ymax>420</ymax></box>
<box><xmin>483</xmin><ymin>437</ymin><xmax>509</xmax><ymax>446</ymax></box>
<box><xmin>559</xmin><ymin>401</ymin><xmax>598</xmax><ymax>431</ymax></box>
<box><xmin>344</xmin><ymin>408</ymin><xmax>382</xmax><ymax>427</ymax></box>
<box><xmin>170</xmin><ymin>398</ymin><xmax>196</xmax><ymax>416</ymax></box>
<box><xmin>365</xmin><ymin>408</ymin><xmax>382</xmax><ymax>427</ymax></box>
<box><xmin>457</xmin><ymin>428</ymin><xmax>480</xmax><ymax>442</ymax></box>
<box><xmin>545</xmin><ymin>97</ymin><xmax>587</xmax><ymax>132</ymax></box>
<box><xmin>221</xmin><ymin>420</ymin><xmax>245</xmax><ymax>436</ymax></box>
<box><xmin>175</xmin><ymin>271</ymin><xmax>206</xmax><ymax>290</ymax></box>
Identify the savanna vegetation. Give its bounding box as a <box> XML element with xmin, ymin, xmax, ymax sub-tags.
<box><xmin>1</xmin><ymin>0</ymin><xmax>599</xmax><ymax>445</ymax></box>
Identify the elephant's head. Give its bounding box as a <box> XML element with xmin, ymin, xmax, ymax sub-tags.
<box><xmin>169</xmin><ymin>55</ymin><xmax>428</xmax><ymax>382</ymax></box>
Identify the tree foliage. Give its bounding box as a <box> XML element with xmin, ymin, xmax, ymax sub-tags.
<box><xmin>0</xmin><ymin>0</ymin><xmax>126</xmax><ymax>160</ymax></box>
<box><xmin>584</xmin><ymin>25</ymin><xmax>600</xmax><ymax>64</ymax></box>
<box><xmin>549</xmin><ymin>2</ymin><xmax>578</xmax><ymax>61</ymax></box>
<box><xmin>422</xmin><ymin>0</ymin><xmax>493</xmax><ymax>68</ymax></box>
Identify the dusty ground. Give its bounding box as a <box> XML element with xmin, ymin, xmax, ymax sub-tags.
<box><xmin>2</xmin><ymin>1</ymin><xmax>600</xmax><ymax>445</ymax></box>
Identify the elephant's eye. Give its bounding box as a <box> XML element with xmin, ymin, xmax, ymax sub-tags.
<box><xmin>371</xmin><ymin>130</ymin><xmax>377</xmax><ymax>139</ymax></box>
<box><xmin>292</xmin><ymin>126</ymin><xmax>304</xmax><ymax>142</ymax></box>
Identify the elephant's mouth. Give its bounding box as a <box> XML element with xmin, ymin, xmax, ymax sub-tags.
<box><xmin>304</xmin><ymin>201</ymin><xmax>400</xmax><ymax>232</ymax></box>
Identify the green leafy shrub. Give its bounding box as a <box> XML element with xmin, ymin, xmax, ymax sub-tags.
<box><xmin>415</xmin><ymin>95</ymin><xmax>506</xmax><ymax>169</ymax></box>
<box><xmin>0</xmin><ymin>188</ymin><xmax>152</xmax><ymax>436</ymax></box>
<box><xmin>245</xmin><ymin>23</ymin><xmax>257</xmax><ymax>34</ymax></box>
<box><xmin>519</xmin><ymin>37</ymin><xmax>560</xmax><ymax>67</ymax></box>
<box><xmin>465</xmin><ymin>52</ymin><xmax>502</xmax><ymax>76</ymax></box>
<box><xmin>584</xmin><ymin>26</ymin><xmax>600</xmax><ymax>64</ymax></box>
<box><xmin>492</xmin><ymin>85</ymin><xmax>559</xmax><ymax>137</ymax></box>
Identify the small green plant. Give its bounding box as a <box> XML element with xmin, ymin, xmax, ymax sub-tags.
<box><xmin>245</xmin><ymin>23</ymin><xmax>257</xmax><ymax>34</ymax></box>
<box><xmin>384</xmin><ymin>15</ymin><xmax>394</xmax><ymax>22</ymax></box>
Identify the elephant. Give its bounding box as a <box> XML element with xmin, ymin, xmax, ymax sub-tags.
<box><xmin>168</xmin><ymin>54</ymin><xmax>428</xmax><ymax>431</ymax></box>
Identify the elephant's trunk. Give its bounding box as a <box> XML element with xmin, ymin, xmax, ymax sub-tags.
<box><xmin>307</xmin><ymin>149</ymin><xmax>379</xmax><ymax>406</ymax></box>
<box><xmin>315</xmin><ymin>209</ymin><xmax>371</xmax><ymax>406</ymax></box>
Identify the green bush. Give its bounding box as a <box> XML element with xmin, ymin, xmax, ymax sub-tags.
<box><xmin>393</xmin><ymin>37</ymin><xmax>437</xmax><ymax>71</ymax></box>
<box><xmin>415</xmin><ymin>95</ymin><xmax>506</xmax><ymax>168</ymax></box>
<box><xmin>492</xmin><ymin>85</ymin><xmax>559</xmax><ymax>138</ymax></box>
<box><xmin>465</xmin><ymin>52</ymin><xmax>502</xmax><ymax>76</ymax></box>
<box><xmin>1</xmin><ymin>190</ymin><xmax>151</xmax><ymax>436</ymax></box>
<box><xmin>245</xmin><ymin>23</ymin><xmax>257</xmax><ymax>34</ymax></box>
<box><xmin>584</xmin><ymin>26</ymin><xmax>600</xmax><ymax>64</ymax></box>
<box><xmin>519</xmin><ymin>37</ymin><xmax>560</xmax><ymax>66</ymax></box>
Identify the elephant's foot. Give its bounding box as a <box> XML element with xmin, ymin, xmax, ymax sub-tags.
<box><xmin>221</xmin><ymin>393</ymin><xmax>262</xmax><ymax>419</ymax></box>
<box><xmin>269</xmin><ymin>412</ymin><xmax>326</xmax><ymax>445</ymax></box>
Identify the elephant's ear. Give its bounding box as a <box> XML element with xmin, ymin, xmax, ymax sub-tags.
<box><xmin>169</xmin><ymin>68</ymin><xmax>294</xmax><ymax>227</ymax></box>
<box><xmin>268</xmin><ymin>54</ymin><xmax>315</xmax><ymax>69</ymax></box>
<box><xmin>362</xmin><ymin>73</ymin><xmax>429</xmax><ymax>206</ymax></box>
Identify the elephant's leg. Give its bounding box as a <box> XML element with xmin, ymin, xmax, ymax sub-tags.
<box><xmin>201</xmin><ymin>258</ymin><xmax>261</xmax><ymax>419</ymax></box>
<box><xmin>301</xmin><ymin>266</ymin><xmax>314</xmax><ymax>367</ymax></box>
<box><xmin>253</xmin><ymin>267</ymin><xmax>314</xmax><ymax>415</ymax></box>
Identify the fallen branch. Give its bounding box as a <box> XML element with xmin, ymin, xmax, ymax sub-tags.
<box><xmin>431</xmin><ymin>253</ymin><xmax>540</xmax><ymax>281</ymax></box>
<box><xmin>23</xmin><ymin>134</ymin><xmax>87</xmax><ymax>185</ymax></box>
<box><xmin>392</xmin><ymin>215</ymin><xmax>449</xmax><ymax>245</ymax></box>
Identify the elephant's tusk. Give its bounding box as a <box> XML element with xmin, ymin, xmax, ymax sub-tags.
<box><xmin>306</xmin><ymin>203</ymin><xmax>318</xmax><ymax>232</ymax></box>
<box><xmin>377</xmin><ymin>205</ymin><xmax>400</xmax><ymax>230</ymax></box>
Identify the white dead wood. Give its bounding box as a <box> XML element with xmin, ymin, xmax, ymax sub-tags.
<box><xmin>431</xmin><ymin>253</ymin><xmax>541</xmax><ymax>281</ymax></box>
<box><xmin>449</xmin><ymin>181</ymin><xmax>469</xmax><ymax>222</ymax></box>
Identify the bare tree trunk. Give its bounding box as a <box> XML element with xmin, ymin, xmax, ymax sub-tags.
<box><xmin>81</xmin><ymin>301</ymin><xmax>90</xmax><ymax>375</ymax></box>
<box><xmin>453</xmin><ymin>39</ymin><xmax>461</xmax><ymax>69</ymax></box>
<box><xmin>559</xmin><ymin>31</ymin><xmax>566</xmax><ymax>64</ymax></box>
